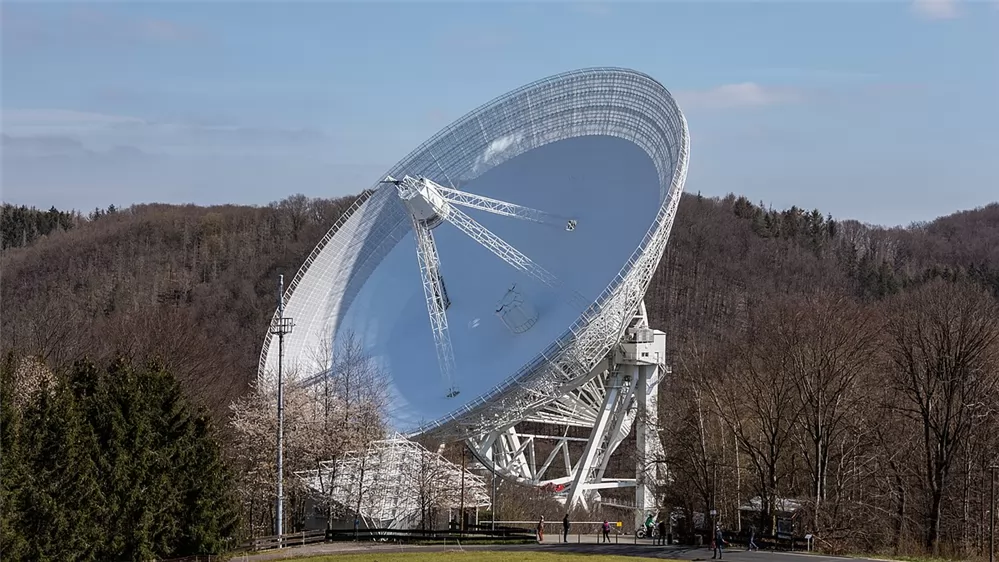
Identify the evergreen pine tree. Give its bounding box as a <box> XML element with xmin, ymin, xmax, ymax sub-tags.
<box><xmin>174</xmin><ymin>414</ymin><xmax>239</xmax><ymax>555</ymax></box>
<box><xmin>17</xmin><ymin>377</ymin><xmax>103</xmax><ymax>561</ymax></box>
<box><xmin>67</xmin><ymin>358</ymin><xmax>238</xmax><ymax>560</ymax></box>
<box><xmin>0</xmin><ymin>354</ymin><xmax>28</xmax><ymax>559</ymax></box>
<box><xmin>0</xmin><ymin>357</ymin><xmax>244</xmax><ymax>561</ymax></box>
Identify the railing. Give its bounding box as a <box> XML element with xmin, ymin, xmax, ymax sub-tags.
<box><xmin>480</xmin><ymin>520</ymin><xmax>630</xmax><ymax>544</ymax></box>
<box><xmin>326</xmin><ymin>527</ymin><xmax>537</xmax><ymax>544</ymax></box>
<box><xmin>240</xmin><ymin>529</ymin><xmax>328</xmax><ymax>552</ymax></box>
<box><xmin>483</xmin><ymin>520</ymin><xmax>624</xmax><ymax>532</ymax></box>
<box><xmin>240</xmin><ymin>527</ymin><xmax>537</xmax><ymax>552</ymax></box>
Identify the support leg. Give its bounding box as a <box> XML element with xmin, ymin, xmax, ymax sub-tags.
<box><xmin>634</xmin><ymin>363</ymin><xmax>660</xmax><ymax>530</ymax></box>
<box><xmin>566</xmin><ymin>368</ymin><xmax>633</xmax><ymax>509</ymax></box>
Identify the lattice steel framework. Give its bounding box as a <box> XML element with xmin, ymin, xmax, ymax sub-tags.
<box><xmin>433</xmin><ymin>184</ymin><xmax>575</xmax><ymax>229</ymax></box>
<box><xmin>258</xmin><ymin>67</ymin><xmax>689</xmax><ymax>442</ymax></box>
<box><xmin>296</xmin><ymin>437</ymin><xmax>490</xmax><ymax>529</ymax></box>
<box><xmin>409</xmin><ymin>214</ymin><xmax>458</xmax><ymax>397</ymax></box>
<box><xmin>466</xmin><ymin>301</ymin><xmax>668</xmax><ymax>523</ymax></box>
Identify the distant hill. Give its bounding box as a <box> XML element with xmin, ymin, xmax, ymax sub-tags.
<box><xmin>653</xmin><ymin>195</ymin><xmax>998</xmax><ymax>356</ymax></box>
<box><xmin>2</xmin><ymin>193</ymin><xmax>997</xmax><ymax>418</ymax></box>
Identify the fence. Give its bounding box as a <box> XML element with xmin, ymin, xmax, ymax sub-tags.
<box><xmin>239</xmin><ymin>527</ymin><xmax>537</xmax><ymax>552</ymax></box>
<box><xmin>481</xmin><ymin>520</ymin><xmax>631</xmax><ymax>544</ymax></box>
<box><xmin>327</xmin><ymin>527</ymin><xmax>537</xmax><ymax>544</ymax></box>
<box><xmin>240</xmin><ymin>529</ymin><xmax>328</xmax><ymax>552</ymax></box>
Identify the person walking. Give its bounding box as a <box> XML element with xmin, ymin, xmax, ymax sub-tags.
<box><xmin>536</xmin><ymin>516</ymin><xmax>545</xmax><ymax>543</ymax></box>
<box><xmin>657</xmin><ymin>518</ymin><xmax>668</xmax><ymax>546</ymax></box>
<box><xmin>602</xmin><ymin>519</ymin><xmax>611</xmax><ymax>543</ymax></box>
<box><xmin>562</xmin><ymin>513</ymin><xmax>570</xmax><ymax>543</ymax></box>
<box><xmin>747</xmin><ymin>525</ymin><xmax>758</xmax><ymax>551</ymax></box>
<box><xmin>712</xmin><ymin>525</ymin><xmax>729</xmax><ymax>559</ymax></box>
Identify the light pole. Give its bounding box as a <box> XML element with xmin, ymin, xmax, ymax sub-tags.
<box><xmin>711</xmin><ymin>461</ymin><xmax>719</xmax><ymax>529</ymax></box>
<box><xmin>459</xmin><ymin>445</ymin><xmax>466</xmax><ymax>533</ymax></box>
<box><xmin>491</xmin><ymin>468</ymin><xmax>497</xmax><ymax>531</ymax></box>
<box><xmin>270</xmin><ymin>275</ymin><xmax>294</xmax><ymax>546</ymax></box>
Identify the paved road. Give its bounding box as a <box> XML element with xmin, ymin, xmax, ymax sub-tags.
<box><xmin>239</xmin><ymin>535</ymin><xmax>897</xmax><ymax>562</ymax></box>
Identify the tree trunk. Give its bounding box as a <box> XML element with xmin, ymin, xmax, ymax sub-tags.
<box><xmin>814</xmin><ymin>434</ymin><xmax>822</xmax><ymax>533</ymax></box>
<box><xmin>894</xmin><ymin>485</ymin><xmax>905</xmax><ymax>554</ymax></box>
<box><xmin>928</xmin><ymin>487</ymin><xmax>943</xmax><ymax>556</ymax></box>
<box><xmin>735</xmin><ymin>429</ymin><xmax>742</xmax><ymax>532</ymax></box>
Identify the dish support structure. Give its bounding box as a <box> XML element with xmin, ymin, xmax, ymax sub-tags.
<box><xmin>466</xmin><ymin>301</ymin><xmax>667</xmax><ymax>529</ymax></box>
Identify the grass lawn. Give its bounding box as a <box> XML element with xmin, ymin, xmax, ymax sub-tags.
<box><xmin>273</xmin><ymin>552</ymin><xmax>659</xmax><ymax>562</ymax></box>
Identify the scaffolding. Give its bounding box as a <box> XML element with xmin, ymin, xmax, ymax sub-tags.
<box><xmin>296</xmin><ymin>436</ymin><xmax>491</xmax><ymax>529</ymax></box>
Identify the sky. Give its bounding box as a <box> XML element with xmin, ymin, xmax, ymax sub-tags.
<box><xmin>1</xmin><ymin>0</ymin><xmax>997</xmax><ymax>226</ymax></box>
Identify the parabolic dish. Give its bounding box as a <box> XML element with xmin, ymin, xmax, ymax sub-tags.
<box><xmin>259</xmin><ymin>67</ymin><xmax>689</xmax><ymax>438</ymax></box>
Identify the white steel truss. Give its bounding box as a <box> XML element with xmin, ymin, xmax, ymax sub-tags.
<box><xmin>393</xmin><ymin>174</ymin><xmax>590</xmax><ymax>399</ymax></box>
<box><xmin>393</xmin><ymin>174</ymin><xmax>579</xmax><ymax>301</ymax></box>
<box><xmin>410</xmin><ymin>218</ymin><xmax>458</xmax><ymax>398</ymax></box>
<box><xmin>427</xmin><ymin>172</ymin><xmax>684</xmax><ymax>439</ymax></box>
<box><xmin>297</xmin><ymin>436</ymin><xmax>490</xmax><ymax>529</ymax></box>
<box><xmin>466</xmin><ymin>301</ymin><xmax>667</xmax><ymax>528</ymax></box>
<box><xmin>441</xmin><ymin>200</ymin><xmax>588</xmax><ymax>310</ymax></box>
<box><xmin>434</xmin><ymin>184</ymin><xmax>577</xmax><ymax>231</ymax></box>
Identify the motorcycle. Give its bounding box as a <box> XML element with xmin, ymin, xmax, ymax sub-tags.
<box><xmin>635</xmin><ymin>525</ymin><xmax>659</xmax><ymax>539</ymax></box>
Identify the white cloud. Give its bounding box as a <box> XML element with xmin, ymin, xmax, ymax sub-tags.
<box><xmin>1</xmin><ymin>109</ymin><xmax>327</xmax><ymax>153</ymax></box>
<box><xmin>912</xmin><ymin>0</ymin><xmax>960</xmax><ymax>19</ymax></box>
<box><xmin>2</xmin><ymin>134</ymin><xmax>89</xmax><ymax>156</ymax></box>
<box><xmin>1</xmin><ymin>149</ymin><xmax>375</xmax><ymax>211</ymax></box>
<box><xmin>1</xmin><ymin>108</ymin><xmax>342</xmax><ymax>209</ymax></box>
<box><xmin>674</xmin><ymin>83</ymin><xmax>802</xmax><ymax>111</ymax></box>
<box><xmin>3</xmin><ymin>109</ymin><xmax>143</xmax><ymax>126</ymax></box>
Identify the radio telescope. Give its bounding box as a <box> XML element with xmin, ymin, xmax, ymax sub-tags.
<box><xmin>260</xmin><ymin>67</ymin><xmax>689</xmax><ymax>523</ymax></box>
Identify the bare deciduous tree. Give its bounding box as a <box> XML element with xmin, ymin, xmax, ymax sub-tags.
<box><xmin>775</xmin><ymin>293</ymin><xmax>880</xmax><ymax>533</ymax></box>
<box><xmin>884</xmin><ymin>281</ymin><xmax>999</xmax><ymax>555</ymax></box>
<box><xmin>229</xmin><ymin>332</ymin><xmax>388</xmax><ymax>535</ymax></box>
<box><xmin>710</xmin><ymin>305</ymin><xmax>804</xmax><ymax>535</ymax></box>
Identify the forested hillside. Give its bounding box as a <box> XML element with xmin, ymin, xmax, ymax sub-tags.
<box><xmin>1</xmin><ymin>204</ymin><xmax>79</xmax><ymax>251</ymax></box>
<box><xmin>2</xmin><ymin>193</ymin><xmax>998</xmax><ymax>558</ymax></box>
<box><xmin>0</xmin><ymin>195</ymin><xmax>357</xmax><ymax>417</ymax></box>
<box><xmin>648</xmin><ymin>195</ymin><xmax>999</xmax><ymax>361</ymax></box>
<box><xmin>4</xmin><ymin>194</ymin><xmax>996</xmax><ymax>411</ymax></box>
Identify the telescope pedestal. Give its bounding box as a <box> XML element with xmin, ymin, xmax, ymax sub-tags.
<box><xmin>466</xmin><ymin>301</ymin><xmax>667</xmax><ymax>528</ymax></box>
